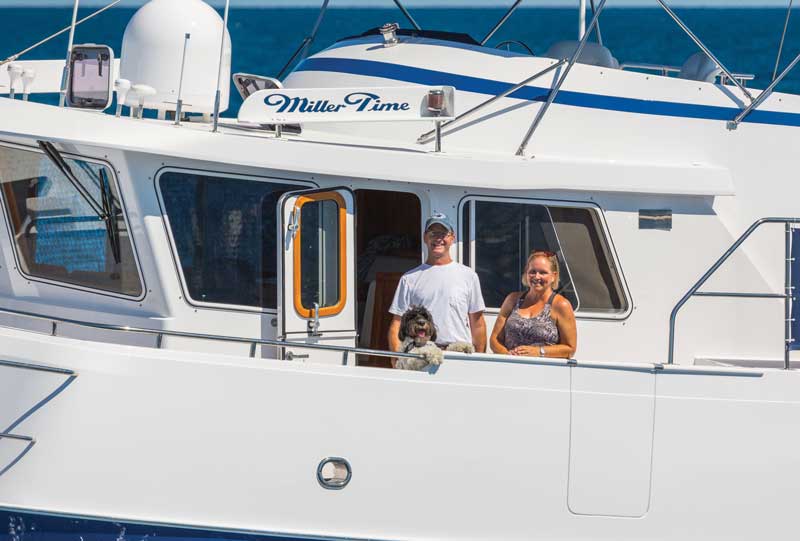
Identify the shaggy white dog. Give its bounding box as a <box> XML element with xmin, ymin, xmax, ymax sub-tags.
<box><xmin>395</xmin><ymin>305</ymin><xmax>475</xmax><ymax>371</ymax></box>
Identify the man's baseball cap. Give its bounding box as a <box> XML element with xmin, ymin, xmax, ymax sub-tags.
<box><xmin>424</xmin><ymin>212</ymin><xmax>455</xmax><ymax>233</ymax></box>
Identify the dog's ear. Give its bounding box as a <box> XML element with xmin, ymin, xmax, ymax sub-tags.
<box><xmin>398</xmin><ymin>309</ymin><xmax>412</xmax><ymax>341</ymax></box>
<box><xmin>430</xmin><ymin>321</ymin><xmax>437</xmax><ymax>343</ymax></box>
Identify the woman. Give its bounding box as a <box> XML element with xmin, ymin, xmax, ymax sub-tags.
<box><xmin>490</xmin><ymin>250</ymin><xmax>577</xmax><ymax>358</ymax></box>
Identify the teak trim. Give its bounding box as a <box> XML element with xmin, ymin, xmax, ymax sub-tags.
<box><xmin>292</xmin><ymin>191</ymin><xmax>347</xmax><ymax>319</ymax></box>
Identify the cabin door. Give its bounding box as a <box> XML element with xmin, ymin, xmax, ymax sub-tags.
<box><xmin>278</xmin><ymin>187</ymin><xmax>357</xmax><ymax>364</ymax></box>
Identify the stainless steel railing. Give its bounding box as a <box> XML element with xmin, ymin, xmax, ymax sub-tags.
<box><xmin>0</xmin><ymin>358</ymin><xmax>75</xmax><ymax>375</ymax></box>
<box><xmin>0</xmin><ymin>303</ymin><xmax>422</xmax><ymax>364</ymax></box>
<box><xmin>0</xmin><ymin>298</ymin><xmax>774</xmax><ymax>377</ymax></box>
<box><xmin>668</xmin><ymin>217</ymin><xmax>800</xmax><ymax>368</ymax></box>
<box><xmin>416</xmin><ymin>59</ymin><xmax>567</xmax><ymax>144</ymax></box>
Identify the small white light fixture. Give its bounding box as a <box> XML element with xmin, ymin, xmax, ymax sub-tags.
<box><xmin>7</xmin><ymin>63</ymin><xmax>22</xmax><ymax>99</ymax></box>
<box><xmin>21</xmin><ymin>68</ymin><xmax>36</xmax><ymax>101</ymax></box>
<box><xmin>114</xmin><ymin>78</ymin><xmax>131</xmax><ymax>117</ymax></box>
<box><xmin>379</xmin><ymin>22</ymin><xmax>400</xmax><ymax>47</ymax></box>
<box><xmin>427</xmin><ymin>89</ymin><xmax>445</xmax><ymax>152</ymax></box>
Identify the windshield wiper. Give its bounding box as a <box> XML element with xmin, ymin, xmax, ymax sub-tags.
<box><xmin>37</xmin><ymin>140</ymin><xmax>121</xmax><ymax>264</ymax></box>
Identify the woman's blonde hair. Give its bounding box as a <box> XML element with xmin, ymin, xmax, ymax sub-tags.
<box><xmin>522</xmin><ymin>250</ymin><xmax>560</xmax><ymax>290</ymax></box>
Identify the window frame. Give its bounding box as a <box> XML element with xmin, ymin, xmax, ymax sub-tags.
<box><xmin>154</xmin><ymin>166</ymin><xmax>315</xmax><ymax>314</ymax></box>
<box><xmin>292</xmin><ymin>191</ymin><xmax>348</xmax><ymax>318</ymax></box>
<box><xmin>457</xmin><ymin>194</ymin><xmax>632</xmax><ymax>320</ymax></box>
<box><xmin>0</xmin><ymin>140</ymin><xmax>146</xmax><ymax>301</ymax></box>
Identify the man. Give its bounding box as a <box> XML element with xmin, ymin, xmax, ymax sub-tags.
<box><xmin>388</xmin><ymin>212</ymin><xmax>486</xmax><ymax>359</ymax></box>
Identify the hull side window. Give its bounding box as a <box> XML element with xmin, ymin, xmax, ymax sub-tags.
<box><xmin>158</xmin><ymin>171</ymin><xmax>297</xmax><ymax>310</ymax></box>
<box><xmin>0</xmin><ymin>144</ymin><xmax>142</xmax><ymax>297</ymax></box>
<box><xmin>461</xmin><ymin>198</ymin><xmax>627</xmax><ymax>315</ymax></box>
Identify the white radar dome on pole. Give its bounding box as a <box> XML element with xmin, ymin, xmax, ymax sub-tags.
<box><xmin>119</xmin><ymin>0</ymin><xmax>231</xmax><ymax>116</ymax></box>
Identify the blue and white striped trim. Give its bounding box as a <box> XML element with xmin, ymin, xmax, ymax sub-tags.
<box><xmin>295</xmin><ymin>57</ymin><xmax>800</xmax><ymax>127</ymax></box>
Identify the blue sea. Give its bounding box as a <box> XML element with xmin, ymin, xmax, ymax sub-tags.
<box><xmin>2</xmin><ymin>6</ymin><xmax>800</xmax><ymax>113</ymax></box>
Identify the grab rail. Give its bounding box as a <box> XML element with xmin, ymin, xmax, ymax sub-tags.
<box><xmin>0</xmin><ymin>299</ymin><xmax>774</xmax><ymax>377</ymax></box>
<box><xmin>0</xmin><ymin>303</ymin><xmax>423</xmax><ymax>363</ymax></box>
<box><xmin>668</xmin><ymin>217</ymin><xmax>800</xmax><ymax>367</ymax></box>
<box><xmin>0</xmin><ymin>358</ymin><xmax>75</xmax><ymax>376</ymax></box>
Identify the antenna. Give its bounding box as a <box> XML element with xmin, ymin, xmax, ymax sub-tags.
<box><xmin>212</xmin><ymin>0</ymin><xmax>230</xmax><ymax>133</ymax></box>
<box><xmin>175</xmin><ymin>33</ymin><xmax>191</xmax><ymax>126</ymax></box>
<box><xmin>59</xmin><ymin>0</ymin><xmax>80</xmax><ymax>107</ymax></box>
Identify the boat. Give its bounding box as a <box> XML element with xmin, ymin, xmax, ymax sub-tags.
<box><xmin>1</xmin><ymin>0</ymin><xmax>799</xmax><ymax>538</ymax></box>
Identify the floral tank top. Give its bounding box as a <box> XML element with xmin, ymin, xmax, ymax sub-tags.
<box><xmin>504</xmin><ymin>291</ymin><xmax>559</xmax><ymax>350</ymax></box>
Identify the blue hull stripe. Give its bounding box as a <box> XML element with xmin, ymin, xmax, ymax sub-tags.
<box><xmin>0</xmin><ymin>510</ymin><xmax>332</xmax><ymax>541</ymax></box>
<box><xmin>295</xmin><ymin>57</ymin><xmax>800</xmax><ymax>127</ymax></box>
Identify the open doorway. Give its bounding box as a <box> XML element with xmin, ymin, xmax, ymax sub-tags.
<box><xmin>355</xmin><ymin>189</ymin><xmax>421</xmax><ymax>367</ymax></box>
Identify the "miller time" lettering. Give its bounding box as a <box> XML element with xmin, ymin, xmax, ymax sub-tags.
<box><xmin>263</xmin><ymin>91</ymin><xmax>412</xmax><ymax>114</ymax></box>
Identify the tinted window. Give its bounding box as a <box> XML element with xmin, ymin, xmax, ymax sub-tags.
<box><xmin>463</xmin><ymin>199</ymin><xmax>626</xmax><ymax>314</ymax></box>
<box><xmin>0</xmin><ymin>145</ymin><xmax>141</xmax><ymax>296</ymax></box>
<box><xmin>159</xmin><ymin>171</ymin><xmax>295</xmax><ymax>309</ymax></box>
<box><xmin>299</xmin><ymin>198</ymin><xmax>340</xmax><ymax>310</ymax></box>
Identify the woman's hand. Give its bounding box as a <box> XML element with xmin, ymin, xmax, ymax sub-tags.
<box><xmin>509</xmin><ymin>345</ymin><xmax>539</xmax><ymax>356</ymax></box>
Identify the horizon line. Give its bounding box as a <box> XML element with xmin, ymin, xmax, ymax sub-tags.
<box><xmin>2</xmin><ymin>1</ymin><xmax>798</xmax><ymax>7</ymax></box>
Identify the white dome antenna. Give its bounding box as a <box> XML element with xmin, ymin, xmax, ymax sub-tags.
<box><xmin>119</xmin><ymin>0</ymin><xmax>231</xmax><ymax>117</ymax></box>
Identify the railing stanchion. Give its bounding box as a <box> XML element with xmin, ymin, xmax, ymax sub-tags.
<box><xmin>785</xmin><ymin>223</ymin><xmax>793</xmax><ymax>369</ymax></box>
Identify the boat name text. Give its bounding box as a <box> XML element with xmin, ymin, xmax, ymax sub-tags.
<box><xmin>263</xmin><ymin>92</ymin><xmax>411</xmax><ymax>114</ymax></box>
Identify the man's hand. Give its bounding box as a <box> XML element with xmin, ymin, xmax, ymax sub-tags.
<box><xmin>469</xmin><ymin>311</ymin><xmax>487</xmax><ymax>353</ymax></box>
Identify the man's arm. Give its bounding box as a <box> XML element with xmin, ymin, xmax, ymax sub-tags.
<box><xmin>469</xmin><ymin>311</ymin><xmax>487</xmax><ymax>353</ymax></box>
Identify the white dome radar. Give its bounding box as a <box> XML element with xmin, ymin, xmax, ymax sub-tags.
<box><xmin>119</xmin><ymin>0</ymin><xmax>231</xmax><ymax>116</ymax></box>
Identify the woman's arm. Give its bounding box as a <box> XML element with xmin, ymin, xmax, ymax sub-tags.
<box><xmin>490</xmin><ymin>293</ymin><xmax>518</xmax><ymax>354</ymax></box>
<box><xmin>550</xmin><ymin>295</ymin><xmax>577</xmax><ymax>358</ymax></box>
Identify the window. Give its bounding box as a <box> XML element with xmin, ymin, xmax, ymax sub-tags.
<box><xmin>461</xmin><ymin>198</ymin><xmax>627</xmax><ymax>315</ymax></box>
<box><xmin>0</xmin><ymin>144</ymin><xmax>142</xmax><ymax>296</ymax></box>
<box><xmin>293</xmin><ymin>192</ymin><xmax>346</xmax><ymax>318</ymax></box>
<box><xmin>159</xmin><ymin>171</ymin><xmax>298</xmax><ymax>309</ymax></box>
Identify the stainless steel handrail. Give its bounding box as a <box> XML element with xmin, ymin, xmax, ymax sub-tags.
<box><xmin>589</xmin><ymin>0</ymin><xmax>603</xmax><ymax>47</ymax></box>
<box><xmin>0</xmin><ymin>304</ymin><xmax>423</xmax><ymax>362</ymax></box>
<box><xmin>0</xmin><ymin>299</ymin><xmax>773</xmax><ymax>377</ymax></box>
<box><xmin>276</xmin><ymin>0</ymin><xmax>331</xmax><ymax>79</ymax></box>
<box><xmin>481</xmin><ymin>0</ymin><xmax>524</xmax><ymax>45</ymax></box>
<box><xmin>728</xmin><ymin>51</ymin><xmax>800</xmax><ymax>129</ymax></box>
<box><xmin>0</xmin><ymin>358</ymin><xmax>75</xmax><ymax>375</ymax></box>
<box><xmin>392</xmin><ymin>0</ymin><xmax>422</xmax><ymax>32</ymax></box>
<box><xmin>515</xmin><ymin>0</ymin><xmax>607</xmax><ymax>157</ymax></box>
<box><xmin>620</xmin><ymin>62</ymin><xmax>682</xmax><ymax>76</ymax></box>
<box><xmin>0</xmin><ymin>433</ymin><xmax>34</xmax><ymax>443</ymax></box>
<box><xmin>655</xmin><ymin>0</ymin><xmax>754</xmax><ymax>104</ymax></box>
<box><xmin>773</xmin><ymin>0</ymin><xmax>794</xmax><ymax>82</ymax></box>
<box><xmin>668</xmin><ymin>217</ymin><xmax>800</xmax><ymax>368</ymax></box>
<box><xmin>1</xmin><ymin>0</ymin><xmax>124</xmax><ymax>67</ymax></box>
<box><xmin>416</xmin><ymin>59</ymin><xmax>566</xmax><ymax>144</ymax></box>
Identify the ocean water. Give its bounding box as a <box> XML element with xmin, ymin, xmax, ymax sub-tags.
<box><xmin>2</xmin><ymin>6</ymin><xmax>800</xmax><ymax>113</ymax></box>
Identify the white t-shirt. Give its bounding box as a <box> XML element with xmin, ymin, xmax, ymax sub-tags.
<box><xmin>389</xmin><ymin>262</ymin><xmax>486</xmax><ymax>345</ymax></box>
